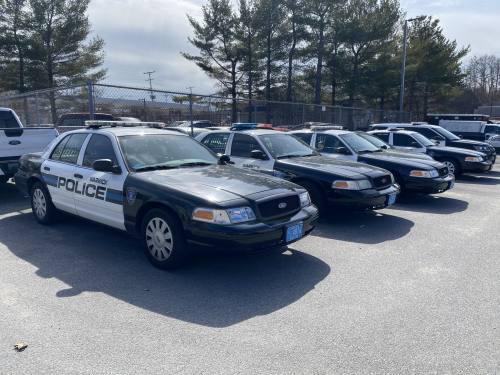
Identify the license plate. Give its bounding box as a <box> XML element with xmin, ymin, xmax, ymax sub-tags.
<box><xmin>449</xmin><ymin>180</ymin><xmax>455</xmax><ymax>189</ymax></box>
<box><xmin>387</xmin><ymin>193</ymin><xmax>397</xmax><ymax>206</ymax></box>
<box><xmin>286</xmin><ymin>223</ymin><xmax>303</xmax><ymax>242</ymax></box>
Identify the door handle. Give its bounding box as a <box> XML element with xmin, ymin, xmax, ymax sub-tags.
<box><xmin>43</xmin><ymin>167</ymin><xmax>50</xmax><ymax>171</ymax></box>
<box><xmin>74</xmin><ymin>174</ymin><xmax>83</xmax><ymax>179</ymax></box>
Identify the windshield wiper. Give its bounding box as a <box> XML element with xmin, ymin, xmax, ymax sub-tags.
<box><xmin>179</xmin><ymin>162</ymin><xmax>214</xmax><ymax>167</ymax></box>
<box><xmin>357</xmin><ymin>149</ymin><xmax>375</xmax><ymax>153</ymax></box>
<box><xmin>277</xmin><ymin>154</ymin><xmax>305</xmax><ymax>159</ymax></box>
<box><xmin>135</xmin><ymin>165</ymin><xmax>179</xmax><ymax>171</ymax></box>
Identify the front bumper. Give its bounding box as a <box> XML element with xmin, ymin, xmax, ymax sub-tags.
<box><xmin>461</xmin><ymin>160</ymin><xmax>493</xmax><ymax>173</ymax></box>
<box><xmin>404</xmin><ymin>174</ymin><xmax>455</xmax><ymax>194</ymax></box>
<box><xmin>326</xmin><ymin>183</ymin><xmax>400</xmax><ymax>210</ymax></box>
<box><xmin>183</xmin><ymin>205</ymin><xmax>319</xmax><ymax>253</ymax></box>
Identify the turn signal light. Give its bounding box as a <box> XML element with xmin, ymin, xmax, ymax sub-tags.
<box><xmin>193</xmin><ymin>209</ymin><xmax>214</xmax><ymax>221</ymax></box>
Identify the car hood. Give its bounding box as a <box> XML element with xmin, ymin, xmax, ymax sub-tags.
<box><xmin>450</xmin><ymin>139</ymin><xmax>490</xmax><ymax>147</ymax></box>
<box><xmin>134</xmin><ymin>165</ymin><xmax>298</xmax><ymax>203</ymax></box>
<box><xmin>385</xmin><ymin>148</ymin><xmax>434</xmax><ymax>160</ymax></box>
<box><xmin>427</xmin><ymin>145</ymin><xmax>485</xmax><ymax>157</ymax></box>
<box><xmin>360</xmin><ymin>150</ymin><xmax>444</xmax><ymax>169</ymax></box>
<box><xmin>279</xmin><ymin>155</ymin><xmax>390</xmax><ymax>178</ymax></box>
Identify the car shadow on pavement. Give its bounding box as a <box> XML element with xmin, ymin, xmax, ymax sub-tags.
<box><xmin>0</xmin><ymin>210</ymin><xmax>331</xmax><ymax>328</ymax></box>
<box><xmin>0</xmin><ymin>181</ymin><xmax>31</xmax><ymax>215</ymax></box>
<box><xmin>455</xmin><ymin>174</ymin><xmax>500</xmax><ymax>185</ymax></box>
<box><xmin>389</xmin><ymin>193</ymin><xmax>469</xmax><ymax>215</ymax></box>
<box><xmin>309</xmin><ymin>208</ymin><xmax>414</xmax><ymax>244</ymax></box>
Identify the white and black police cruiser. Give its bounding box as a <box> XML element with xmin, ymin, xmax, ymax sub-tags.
<box><xmin>14</xmin><ymin>121</ymin><xmax>318</xmax><ymax>270</ymax></box>
<box><xmin>195</xmin><ymin>123</ymin><xmax>400</xmax><ymax>214</ymax></box>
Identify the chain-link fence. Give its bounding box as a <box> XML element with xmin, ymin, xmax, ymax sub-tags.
<box><xmin>1</xmin><ymin>80</ymin><xmax>412</xmax><ymax>131</ymax></box>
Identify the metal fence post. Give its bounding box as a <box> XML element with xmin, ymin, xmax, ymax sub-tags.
<box><xmin>254</xmin><ymin>101</ymin><xmax>257</xmax><ymax>123</ymax></box>
<box><xmin>4</xmin><ymin>98</ymin><xmax>7</xmax><ymax>107</ymax></box>
<box><xmin>409</xmin><ymin>110</ymin><xmax>413</xmax><ymax>123</ymax></box>
<box><xmin>302</xmin><ymin>104</ymin><xmax>305</xmax><ymax>125</ymax></box>
<box><xmin>368</xmin><ymin>110</ymin><xmax>372</xmax><ymax>128</ymax></box>
<box><xmin>189</xmin><ymin>94</ymin><xmax>193</xmax><ymax>137</ymax></box>
<box><xmin>87</xmin><ymin>79</ymin><xmax>94</xmax><ymax>120</ymax></box>
<box><xmin>35</xmin><ymin>93</ymin><xmax>41</xmax><ymax>126</ymax></box>
<box><xmin>339</xmin><ymin>107</ymin><xmax>343</xmax><ymax>127</ymax></box>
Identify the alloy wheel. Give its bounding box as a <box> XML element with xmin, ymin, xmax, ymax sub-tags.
<box><xmin>33</xmin><ymin>188</ymin><xmax>47</xmax><ymax>219</ymax></box>
<box><xmin>145</xmin><ymin>217</ymin><xmax>173</xmax><ymax>261</ymax></box>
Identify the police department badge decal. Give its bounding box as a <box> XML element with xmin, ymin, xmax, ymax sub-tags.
<box><xmin>126</xmin><ymin>187</ymin><xmax>137</xmax><ymax>205</ymax></box>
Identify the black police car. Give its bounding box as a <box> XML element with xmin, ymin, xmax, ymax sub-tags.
<box><xmin>368</xmin><ymin>129</ymin><xmax>493</xmax><ymax>175</ymax></box>
<box><xmin>14</xmin><ymin>122</ymin><xmax>318</xmax><ymax>270</ymax></box>
<box><xmin>290</xmin><ymin>127</ymin><xmax>455</xmax><ymax>194</ymax></box>
<box><xmin>195</xmin><ymin>124</ymin><xmax>400</xmax><ymax>214</ymax></box>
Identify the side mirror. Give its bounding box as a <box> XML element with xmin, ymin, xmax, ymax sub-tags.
<box><xmin>317</xmin><ymin>141</ymin><xmax>325</xmax><ymax>151</ymax></box>
<box><xmin>381</xmin><ymin>145</ymin><xmax>388</xmax><ymax>149</ymax></box>
<box><xmin>458</xmin><ymin>135</ymin><xmax>463</xmax><ymax>139</ymax></box>
<box><xmin>411</xmin><ymin>142</ymin><xmax>421</xmax><ymax>148</ymax></box>
<box><xmin>434</xmin><ymin>136</ymin><xmax>445</xmax><ymax>141</ymax></box>
<box><xmin>218</xmin><ymin>154</ymin><xmax>232</xmax><ymax>165</ymax></box>
<box><xmin>251</xmin><ymin>149</ymin><xmax>267</xmax><ymax>160</ymax></box>
<box><xmin>336</xmin><ymin>147</ymin><xmax>350</xmax><ymax>155</ymax></box>
<box><xmin>93</xmin><ymin>159</ymin><xmax>121</xmax><ymax>174</ymax></box>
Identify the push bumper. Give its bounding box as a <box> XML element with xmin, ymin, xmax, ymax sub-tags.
<box><xmin>183</xmin><ymin>205</ymin><xmax>319</xmax><ymax>253</ymax></box>
<box><xmin>326</xmin><ymin>183</ymin><xmax>400</xmax><ymax>210</ymax></box>
<box><xmin>461</xmin><ymin>160</ymin><xmax>493</xmax><ymax>173</ymax></box>
<box><xmin>404</xmin><ymin>174</ymin><xmax>455</xmax><ymax>194</ymax></box>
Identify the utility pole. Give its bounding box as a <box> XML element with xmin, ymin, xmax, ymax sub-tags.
<box><xmin>187</xmin><ymin>87</ymin><xmax>195</xmax><ymax>137</ymax></box>
<box><xmin>144</xmin><ymin>71</ymin><xmax>155</xmax><ymax>101</ymax></box>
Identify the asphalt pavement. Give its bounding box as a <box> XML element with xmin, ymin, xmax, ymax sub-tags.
<box><xmin>0</xmin><ymin>169</ymin><xmax>499</xmax><ymax>374</ymax></box>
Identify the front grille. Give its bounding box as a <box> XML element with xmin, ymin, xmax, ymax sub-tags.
<box><xmin>439</xmin><ymin>167</ymin><xmax>448</xmax><ymax>176</ymax></box>
<box><xmin>257</xmin><ymin>195</ymin><xmax>300</xmax><ymax>219</ymax></box>
<box><xmin>372</xmin><ymin>175</ymin><xmax>392</xmax><ymax>189</ymax></box>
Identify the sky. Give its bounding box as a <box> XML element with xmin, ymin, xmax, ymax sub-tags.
<box><xmin>86</xmin><ymin>0</ymin><xmax>500</xmax><ymax>95</ymax></box>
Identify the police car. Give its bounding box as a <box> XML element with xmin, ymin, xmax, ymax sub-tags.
<box><xmin>195</xmin><ymin>124</ymin><xmax>400</xmax><ymax>214</ymax></box>
<box><xmin>14</xmin><ymin>121</ymin><xmax>318</xmax><ymax>270</ymax></box>
<box><xmin>289</xmin><ymin>127</ymin><xmax>455</xmax><ymax>194</ymax></box>
<box><xmin>368</xmin><ymin>129</ymin><xmax>493</xmax><ymax>175</ymax></box>
<box><xmin>369</xmin><ymin>123</ymin><xmax>496</xmax><ymax>164</ymax></box>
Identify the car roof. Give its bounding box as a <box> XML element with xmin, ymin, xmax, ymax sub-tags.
<box><xmin>65</xmin><ymin>127</ymin><xmax>189</xmax><ymax>137</ymax></box>
<box><xmin>371</xmin><ymin>129</ymin><xmax>417</xmax><ymax>135</ymax></box>
<box><xmin>207</xmin><ymin>129</ymin><xmax>283</xmax><ymax>136</ymax></box>
<box><xmin>291</xmin><ymin>129</ymin><xmax>353</xmax><ymax>136</ymax></box>
<box><xmin>372</xmin><ymin>123</ymin><xmax>440</xmax><ymax>129</ymax></box>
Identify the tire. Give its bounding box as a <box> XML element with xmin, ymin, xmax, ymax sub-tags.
<box><xmin>441</xmin><ymin>158</ymin><xmax>461</xmax><ymax>175</ymax></box>
<box><xmin>295</xmin><ymin>180</ymin><xmax>327</xmax><ymax>215</ymax></box>
<box><xmin>30</xmin><ymin>182</ymin><xmax>58</xmax><ymax>224</ymax></box>
<box><xmin>392</xmin><ymin>172</ymin><xmax>405</xmax><ymax>197</ymax></box>
<box><xmin>141</xmin><ymin>208</ymin><xmax>190</xmax><ymax>270</ymax></box>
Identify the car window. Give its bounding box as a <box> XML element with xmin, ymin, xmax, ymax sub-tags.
<box><xmin>485</xmin><ymin>126</ymin><xmax>500</xmax><ymax>134</ymax></box>
<box><xmin>0</xmin><ymin>110</ymin><xmax>21</xmax><ymax>128</ymax></box>
<box><xmin>50</xmin><ymin>133</ymin><xmax>88</xmax><ymax>164</ymax></box>
<box><xmin>259</xmin><ymin>134</ymin><xmax>317</xmax><ymax>158</ymax></box>
<box><xmin>201</xmin><ymin>133</ymin><xmax>229</xmax><ymax>154</ymax></box>
<box><xmin>339</xmin><ymin>134</ymin><xmax>380</xmax><ymax>153</ymax></box>
<box><xmin>412</xmin><ymin>127</ymin><xmax>438</xmax><ymax>139</ymax></box>
<box><xmin>315</xmin><ymin>134</ymin><xmax>343</xmax><ymax>153</ymax></box>
<box><xmin>231</xmin><ymin>133</ymin><xmax>265</xmax><ymax>158</ymax></box>
<box><xmin>293</xmin><ymin>133</ymin><xmax>313</xmax><ymax>145</ymax></box>
<box><xmin>372</xmin><ymin>133</ymin><xmax>390</xmax><ymax>143</ymax></box>
<box><xmin>82</xmin><ymin>134</ymin><xmax>118</xmax><ymax>167</ymax></box>
<box><xmin>393</xmin><ymin>134</ymin><xmax>415</xmax><ymax>147</ymax></box>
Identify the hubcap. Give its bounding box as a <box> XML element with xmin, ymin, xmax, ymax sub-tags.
<box><xmin>146</xmin><ymin>218</ymin><xmax>173</xmax><ymax>261</ymax></box>
<box><xmin>33</xmin><ymin>188</ymin><xmax>47</xmax><ymax>218</ymax></box>
<box><xmin>444</xmin><ymin>161</ymin><xmax>455</xmax><ymax>174</ymax></box>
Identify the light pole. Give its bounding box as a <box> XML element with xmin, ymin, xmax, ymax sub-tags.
<box><xmin>399</xmin><ymin>16</ymin><xmax>424</xmax><ymax>123</ymax></box>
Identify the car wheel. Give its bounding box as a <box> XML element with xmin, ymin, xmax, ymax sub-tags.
<box><xmin>393</xmin><ymin>172</ymin><xmax>405</xmax><ymax>197</ymax></box>
<box><xmin>141</xmin><ymin>208</ymin><xmax>190</xmax><ymax>270</ymax></box>
<box><xmin>30</xmin><ymin>182</ymin><xmax>58</xmax><ymax>224</ymax></box>
<box><xmin>442</xmin><ymin>158</ymin><xmax>461</xmax><ymax>175</ymax></box>
<box><xmin>295</xmin><ymin>180</ymin><xmax>327</xmax><ymax>215</ymax></box>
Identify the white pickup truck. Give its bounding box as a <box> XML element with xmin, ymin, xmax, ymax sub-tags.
<box><xmin>0</xmin><ymin>108</ymin><xmax>59</xmax><ymax>183</ymax></box>
<box><xmin>439</xmin><ymin>120</ymin><xmax>500</xmax><ymax>151</ymax></box>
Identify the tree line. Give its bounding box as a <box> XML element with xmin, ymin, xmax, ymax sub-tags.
<box><xmin>183</xmin><ymin>0</ymin><xmax>469</xmax><ymax>123</ymax></box>
<box><xmin>0</xmin><ymin>0</ymin><xmax>106</xmax><ymax>123</ymax></box>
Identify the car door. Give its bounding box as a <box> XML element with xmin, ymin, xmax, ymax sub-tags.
<box><xmin>41</xmin><ymin>133</ymin><xmax>89</xmax><ymax>215</ymax></box>
<box><xmin>199</xmin><ymin>132</ymin><xmax>231</xmax><ymax>155</ymax></box>
<box><xmin>392</xmin><ymin>133</ymin><xmax>426</xmax><ymax>153</ymax></box>
<box><xmin>314</xmin><ymin>133</ymin><xmax>358</xmax><ymax>161</ymax></box>
<box><xmin>228</xmin><ymin>133</ymin><xmax>274</xmax><ymax>173</ymax></box>
<box><xmin>72</xmin><ymin>133</ymin><xmax>127</xmax><ymax>230</ymax></box>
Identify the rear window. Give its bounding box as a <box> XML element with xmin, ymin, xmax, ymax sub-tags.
<box><xmin>0</xmin><ymin>110</ymin><xmax>21</xmax><ymax>128</ymax></box>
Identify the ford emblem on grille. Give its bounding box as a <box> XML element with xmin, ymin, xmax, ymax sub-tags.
<box><xmin>278</xmin><ymin>202</ymin><xmax>287</xmax><ymax>209</ymax></box>
<box><xmin>382</xmin><ymin>179</ymin><xmax>386</xmax><ymax>183</ymax></box>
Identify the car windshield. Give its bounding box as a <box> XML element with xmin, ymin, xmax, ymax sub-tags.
<box><xmin>434</xmin><ymin>127</ymin><xmax>460</xmax><ymax>140</ymax></box>
<box><xmin>412</xmin><ymin>133</ymin><xmax>435</xmax><ymax>147</ymax></box>
<box><xmin>339</xmin><ymin>133</ymin><xmax>381</xmax><ymax>153</ymax></box>
<box><xmin>358</xmin><ymin>133</ymin><xmax>392</xmax><ymax>149</ymax></box>
<box><xmin>118</xmin><ymin>134</ymin><xmax>217</xmax><ymax>171</ymax></box>
<box><xmin>258</xmin><ymin>134</ymin><xmax>319</xmax><ymax>158</ymax></box>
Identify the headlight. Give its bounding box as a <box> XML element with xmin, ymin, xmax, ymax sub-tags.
<box><xmin>465</xmin><ymin>157</ymin><xmax>481</xmax><ymax>162</ymax></box>
<box><xmin>410</xmin><ymin>170</ymin><xmax>439</xmax><ymax>178</ymax></box>
<box><xmin>192</xmin><ymin>207</ymin><xmax>256</xmax><ymax>224</ymax></box>
<box><xmin>299</xmin><ymin>192</ymin><xmax>311</xmax><ymax>207</ymax></box>
<box><xmin>473</xmin><ymin>146</ymin><xmax>489</xmax><ymax>151</ymax></box>
<box><xmin>332</xmin><ymin>179</ymin><xmax>372</xmax><ymax>190</ymax></box>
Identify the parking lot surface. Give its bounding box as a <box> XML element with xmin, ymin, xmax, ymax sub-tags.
<box><xmin>1</xmin><ymin>169</ymin><xmax>499</xmax><ymax>374</ymax></box>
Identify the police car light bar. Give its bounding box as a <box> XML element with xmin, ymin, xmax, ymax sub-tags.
<box><xmin>232</xmin><ymin>123</ymin><xmax>259</xmax><ymax>128</ymax></box>
<box><xmin>388</xmin><ymin>127</ymin><xmax>406</xmax><ymax>131</ymax></box>
<box><xmin>310</xmin><ymin>125</ymin><xmax>344</xmax><ymax>131</ymax></box>
<box><xmin>85</xmin><ymin>120</ymin><xmax>166</xmax><ymax>129</ymax></box>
